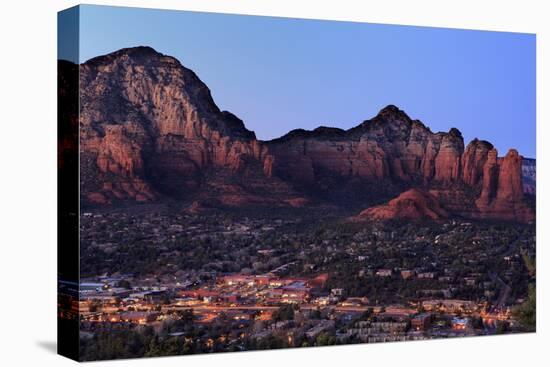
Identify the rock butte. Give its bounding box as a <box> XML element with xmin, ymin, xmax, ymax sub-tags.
<box><xmin>354</xmin><ymin>189</ymin><xmax>449</xmax><ymax>221</ymax></box>
<box><xmin>58</xmin><ymin>46</ymin><xmax>534</xmax><ymax>222</ymax></box>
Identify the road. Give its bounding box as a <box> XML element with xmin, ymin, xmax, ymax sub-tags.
<box><xmin>162</xmin><ymin>304</ymin><xmax>374</xmax><ymax>313</ymax></box>
<box><xmin>489</xmin><ymin>272</ymin><xmax>511</xmax><ymax>311</ymax></box>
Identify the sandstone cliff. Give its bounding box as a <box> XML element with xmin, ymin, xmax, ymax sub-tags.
<box><xmin>78</xmin><ymin>46</ymin><xmax>283</xmax><ymax>204</ymax></box>
<box><xmin>473</xmin><ymin>149</ymin><xmax>534</xmax><ymax>221</ymax></box>
<box><xmin>266</xmin><ymin>106</ymin><xmax>533</xmax><ymax>222</ymax></box>
<box><xmin>66</xmin><ymin>46</ymin><xmax>534</xmax><ymax>222</ymax></box>
<box><xmin>265</xmin><ymin>106</ymin><xmax>470</xmax><ymax>186</ymax></box>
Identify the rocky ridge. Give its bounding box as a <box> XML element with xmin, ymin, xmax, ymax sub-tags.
<box><xmin>266</xmin><ymin>106</ymin><xmax>533</xmax><ymax>222</ymax></box>
<box><xmin>63</xmin><ymin>46</ymin><xmax>534</xmax><ymax>222</ymax></box>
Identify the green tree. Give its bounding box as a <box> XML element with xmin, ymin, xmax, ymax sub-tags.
<box><xmin>513</xmin><ymin>250</ymin><xmax>536</xmax><ymax>332</ymax></box>
<box><xmin>495</xmin><ymin>321</ymin><xmax>510</xmax><ymax>334</ymax></box>
<box><xmin>315</xmin><ymin>332</ymin><xmax>336</xmax><ymax>346</ymax></box>
<box><xmin>521</xmin><ymin>249</ymin><xmax>536</xmax><ymax>276</ymax></box>
<box><xmin>513</xmin><ymin>284</ymin><xmax>536</xmax><ymax>332</ymax></box>
<box><xmin>145</xmin><ymin>336</ymin><xmax>162</xmax><ymax>357</ymax></box>
<box><xmin>272</xmin><ymin>305</ymin><xmax>295</xmax><ymax>322</ymax></box>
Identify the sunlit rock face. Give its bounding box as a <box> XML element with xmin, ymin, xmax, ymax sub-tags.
<box><xmin>267</xmin><ymin>105</ymin><xmax>532</xmax><ymax>222</ymax></box>
<box><xmin>66</xmin><ymin>46</ymin><xmax>534</xmax><ymax>221</ymax></box>
<box><xmin>77</xmin><ymin>46</ymin><xmax>277</xmax><ymax>203</ymax></box>
<box><xmin>266</xmin><ymin>105</ymin><xmax>467</xmax><ymax>185</ymax></box>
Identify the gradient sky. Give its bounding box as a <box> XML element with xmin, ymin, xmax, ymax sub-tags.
<box><xmin>69</xmin><ymin>5</ymin><xmax>535</xmax><ymax>157</ymax></box>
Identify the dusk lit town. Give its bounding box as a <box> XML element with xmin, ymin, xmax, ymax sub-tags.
<box><xmin>58</xmin><ymin>207</ymin><xmax>535</xmax><ymax>360</ymax></box>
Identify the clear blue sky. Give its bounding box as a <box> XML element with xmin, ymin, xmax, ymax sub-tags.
<box><xmin>68</xmin><ymin>5</ymin><xmax>535</xmax><ymax>157</ymax></box>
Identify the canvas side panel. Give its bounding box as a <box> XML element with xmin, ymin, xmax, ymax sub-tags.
<box><xmin>57</xmin><ymin>5</ymin><xmax>80</xmax><ymax>362</ymax></box>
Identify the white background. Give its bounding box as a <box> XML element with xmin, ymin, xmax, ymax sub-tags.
<box><xmin>0</xmin><ymin>0</ymin><xmax>547</xmax><ymax>365</ymax></box>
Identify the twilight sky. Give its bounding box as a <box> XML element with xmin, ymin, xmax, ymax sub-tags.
<box><xmin>68</xmin><ymin>5</ymin><xmax>535</xmax><ymax>157</ymax></box>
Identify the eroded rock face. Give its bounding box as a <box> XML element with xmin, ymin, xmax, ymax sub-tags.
<box><xmin>78</xmin><ymin>46</ymin><xmax>277</xmax><ymax>202</ymax></box>
<box><xmin>476</xmin><ymin>148</ymin><xmax>499</xmax><ymax>208</ymax></box>
<box><xmin>354</xmin><ymin>189</ymin><xmax>449</xmax><ymax>221</ymax></box>
<box><xmin>69</xmin><ymin>46</ymin><xmax>534</xmax><ymax>221</ymax></box>
<box><xmin>497</xmin><ymin>150</ymin><xmax>524</xmax><ymax>202</ymax></box>
<box><xmin>473</xmin><ymin>150</ymin><xmax>534</xmax><ymax>221</ymax></box>
<box><xmin>266</xmin><ymin>105</ymin><xmax>532</xmax><ymax>222</ymax></box>
<box><xmin>433</xmin><ymin>128</ymin><xmax>464</xmax><ymax>183</ymax></box>
<box><xmin>462</xmin><ymin>139</ymin><xmax>494</xmax><ymax>186</ymax></box>
<box><xmin>471</xmin><ymin>149</ymin><xmax>534</xmax><ymax>221</ymax></box>
<box><xmin>266</xmin><ymin>106</ymin><xmax>467</xmax><ymax>185</ymax></box>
